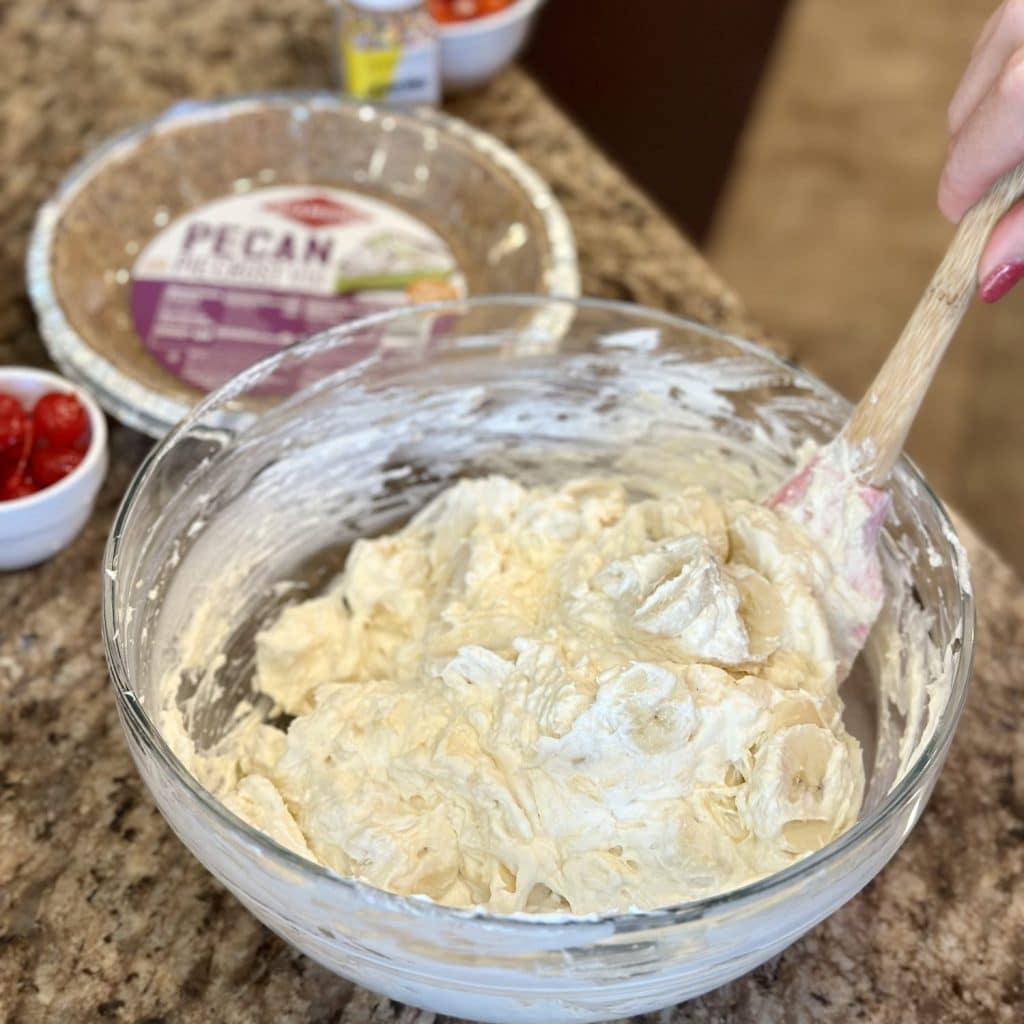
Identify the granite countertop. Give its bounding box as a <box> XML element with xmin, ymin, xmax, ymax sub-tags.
<box><xmin>1</xmin><ymin>2</ymin><xmax>1021</xmax><ymax>1022</ymax></box>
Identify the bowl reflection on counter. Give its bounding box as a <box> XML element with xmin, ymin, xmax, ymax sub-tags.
<box><xmin>102</xmin><ymin>297</ymin><xmax>972</xmax><ymax>1024</ymax></box>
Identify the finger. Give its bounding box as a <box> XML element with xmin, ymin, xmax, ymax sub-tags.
<box><xmin>948</xmin><ymin>1</ymin><xmax>1024</xmax><ymax>134</ymax></box>
<box><xmin>977</xmin><ymin>198</ymin><xmax>1024</xmax><ymax>300</ymax></box>
<box><xmin>938</xmin><ymin>47</ymin><xmax>1024</xmax><ymax>221</ymax></box>
<box><xmin>975</xmin><ymin>0</ymin><xmax>1011</xmax><ymax>57</ymax></box>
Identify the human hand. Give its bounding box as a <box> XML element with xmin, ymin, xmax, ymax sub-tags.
<box><xmin>940</xmin><ymin>0</ymin><xmax>1024</xmax><ymax>301</ymax></box>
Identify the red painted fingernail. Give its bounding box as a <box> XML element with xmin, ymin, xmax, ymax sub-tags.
<box><xmin>979</xmin><ymin>261</ymin><xmax>1024</xmax><ymax>303</ymax></box>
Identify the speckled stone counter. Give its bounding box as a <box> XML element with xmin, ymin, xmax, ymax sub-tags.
<box><xmin>1</xmin><ymin>3</ymin><xmax>1021</xmax><ymax>1022</ymax></box>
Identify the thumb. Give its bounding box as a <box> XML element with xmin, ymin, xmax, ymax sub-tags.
<box><xmin>978</xmin><ymin>199</ymin><xmax>1024</xmax><ymax>301</ymax></box>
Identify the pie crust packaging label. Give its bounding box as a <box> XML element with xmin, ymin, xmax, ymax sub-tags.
<box><xmin>343</xmin><ymin>36</ymin><xmax>440</xmax><ymax>105</ymax></box>
<box><xmin>130</xmin><ymin>185</ymin><xmax>464</xmax><ymax>393</ymax></box>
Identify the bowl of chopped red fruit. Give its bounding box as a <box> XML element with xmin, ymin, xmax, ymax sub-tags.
<box><xmin>430</xmin><ymin>0</ymin><xmax>547</xmax><ymax>91</ymax></box>
<box><xmin>0</xmin><ymin>367</ymin><xmax>108</xmax><ymax>570</ymax></box>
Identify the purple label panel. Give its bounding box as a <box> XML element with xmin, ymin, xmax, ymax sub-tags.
<box><xmin>131</xmin><ymin>279</ymin><xmax>402</xmax><ymax>394</ymax></box>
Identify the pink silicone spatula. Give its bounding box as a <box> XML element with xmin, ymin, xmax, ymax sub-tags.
<box><xmin>768</xmin><ymin>160</ymin><xmax>1024</xmax><ymax>674</ymax></box>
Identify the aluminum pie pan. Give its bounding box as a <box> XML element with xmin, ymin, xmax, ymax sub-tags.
<box><xmin>26</xmin><ymin>92</ymin><xmax>580</xmax><ymax>438</ymax></box>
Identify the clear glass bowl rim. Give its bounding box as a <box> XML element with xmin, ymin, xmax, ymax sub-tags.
<box><xmin>102</xmin><ymin>295</ymin><xmax>975</xmax><ymax>931</ymax></box>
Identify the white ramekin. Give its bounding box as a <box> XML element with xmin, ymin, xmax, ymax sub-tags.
<box><xmin>438</xmin><ymin>0</ymin><xmax>547</xmax><ymax>91</ymax></box>
<box><xmin>0</xmin><ymin>366</ymin><xmax>108</xmax><ymax>571</ymax></box>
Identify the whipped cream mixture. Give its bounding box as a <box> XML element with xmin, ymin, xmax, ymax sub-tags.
<box><xmin>186</xmin><ymin>469</ymin><xmax>880</xmax><ymax>914</ymax></box>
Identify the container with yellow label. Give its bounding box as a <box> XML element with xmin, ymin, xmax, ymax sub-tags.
<box><xmin>333</xmin><ymin>0</ymin><xmax>441</xmax><ymax>105</ymax></box>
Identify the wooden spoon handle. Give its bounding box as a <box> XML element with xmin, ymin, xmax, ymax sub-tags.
<box><xmin>842</xmin><ymin>159</ymin><xmax>1024</xmax><ymax>485</ymax></box>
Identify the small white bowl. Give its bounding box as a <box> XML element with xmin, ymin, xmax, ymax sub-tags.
<box><xmin>0</xmin><ymin>367</ymin><xmax>108</xmax><ymax>571</ymax></box>
<box><xmin>438</xmin><ymin>0</ymin><xmax>546</xmax><ymax>91</ymax></box>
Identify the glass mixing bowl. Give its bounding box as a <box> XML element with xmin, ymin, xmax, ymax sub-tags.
<box><xmin>103</xmin><ymin>298</ymin><xmax>973</xmax><ymax>1023</ymax></box>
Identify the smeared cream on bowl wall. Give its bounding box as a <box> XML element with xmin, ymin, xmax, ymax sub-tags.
<box><xmin>151</xmin><ymin>332</ymin><xmax>962</xmax><ymax>917</ymax></box>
